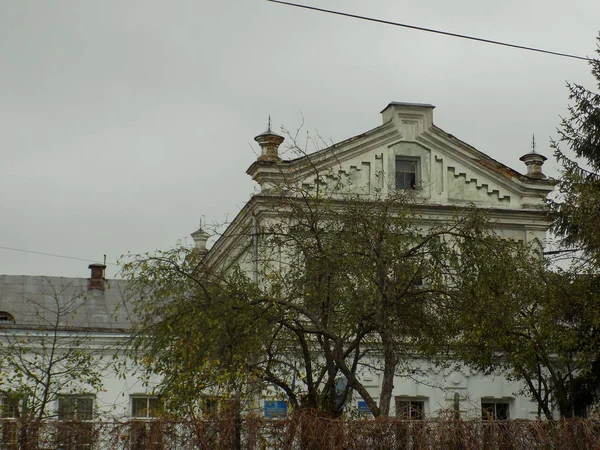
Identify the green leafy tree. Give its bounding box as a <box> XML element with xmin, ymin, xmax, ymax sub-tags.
<box><xmin>123</xmin><ymin>184</ymin><xmax>489</xmax><ymax>418</ymax></box>
<box><xmin>254</xmin><ymin>189</ymin><xmax>469</xmax><ymax>417</ymax></box>
<box><xmin>122</xmin><ymin>253</ymin><xmax>269</xmax><ymax>416</ymax></box>
<box><xmin>123</xmin><ymin>124</ymin><xmax>559</xmax><ymax>419</ymax></box>
<box><xmin>447</xmin><ymin>222</ymin><xmax>600</xmax><ymax>419</ymax></box>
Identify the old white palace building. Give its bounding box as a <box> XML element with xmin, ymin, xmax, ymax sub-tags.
<box><xmin>0</xmin><ymin>102</ymin><xmax>554</xmax><ymax>422</ymax></box>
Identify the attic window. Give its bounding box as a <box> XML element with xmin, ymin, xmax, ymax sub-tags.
<box><xmin>0</xmin><ymin>312</ymin><xmax>15</xmax><ymax>323</ymax></box>
<box><xmin>396</xmin><ymin>158</ymin><xmax>419</xmax><ymax>190</ymax></box>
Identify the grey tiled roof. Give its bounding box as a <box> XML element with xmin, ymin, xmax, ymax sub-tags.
<box><xmin>0</xmin><ymin>275</ymin><xmax>134</xmax><ymax>330</ymax></box>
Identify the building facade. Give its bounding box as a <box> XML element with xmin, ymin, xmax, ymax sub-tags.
<box><xmin>0</xmin><ymin>268</ymin><xmax>159</xmax><ymax>421</ymax></box>
<box><xmin>204</xmin><ymin>102</ymin><xmax>555</xmax><ymax>419</ymax></box>
<box><xmin>1</xmin><ymin>102</ymin><xmax>555</xmax><ymax>422</ymax></box>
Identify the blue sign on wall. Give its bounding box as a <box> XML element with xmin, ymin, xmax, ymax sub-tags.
<box><xmin>264</xmin><ymin>400</ymin><xmax>288</xmax><ymax>418</ymax></box>
<box><xmin>357</xmin><ymin>401</ymin><xmax>372</xmax><ymax>417</ymax></box>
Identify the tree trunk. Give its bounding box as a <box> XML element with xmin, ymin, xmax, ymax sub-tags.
<box><xmin>379</xmin><ymin>331</ymin><xmax>397</xmax><ymax>417</ymax></box>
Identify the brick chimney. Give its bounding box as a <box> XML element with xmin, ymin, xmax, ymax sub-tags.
<box><xmin>88</xmin><ymin>263</ymin><xmax>106</xmax><ymax>291</ymax></box>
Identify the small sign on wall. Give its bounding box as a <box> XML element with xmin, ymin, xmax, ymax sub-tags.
<box><xmin>264</xmin><ymin>400</ymin><xmax>288</xmax><ymax>418</ymax></box>
<box><xmin>357</xmin><ymin>401</ymin><xmax>372</xmax><ymax>417</ymax></box>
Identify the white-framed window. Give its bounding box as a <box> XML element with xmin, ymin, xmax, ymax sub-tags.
<box><xmin>57</xmin><ymin>395</ymin><xmax>94</xmax><ymax>420</ymax></box>
<box><xmin>395</xmin><ymin>158</ymin><xmax>419</xmax><ymax>190</ymax></box>
<box><xmin>0</xmin><ymin>394</ymin><xmax>20</xmax><ymax>418</ymax></box>
<box><xmin>481</xmin><ymin>400</ymin><xmax>510</xmax><ymax>420</ymax></box>
<box><xmin>0</xmin><ymin>395</ymin><xmax>20</xmax><ymax>448</ymax></box>
<box><xmin>395</xmin><ymin>397</ymin><xmax>426</xmax><ymax>420</ymax></box>
<box><xmin>130</xmin><ymin>395</ymin><xmax>161</xmax><ymax>418</ymax></box>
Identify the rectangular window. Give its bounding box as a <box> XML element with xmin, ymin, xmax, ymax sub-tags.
<box><xmin>199</xmin><ymin>396</ymin><xmax>235</xmax><ymax>417</ymax></box>
<box><xmin>481</xmin><ymin>401</ymin><xmax>510</xmax><ymax>420</ymax></box>
<box><xmin>1</xmin><ymin>396</ymin><xmax>19</xmax><ymax>449</ymax></box>
<box><xmin>201</xmin><ymin>396</ymin><xmax>226</xmax><ymax>417</ymax></box>
<box><xmin>395</xmin><ymin>397</ymin><xmax>425</xmax><ymax>420</ymax></box>
<box><xmin>131</xmin><ymin>396</ymin><xmax>161</xmax><ymax>418</ymax></box>
<box><xmin>205</xmin><ymin>398</ymin><xmax>219</xmax><ymax>416</ymax></box>
<box><xmin>0</xmin><ymin>395</ymin><xmax>19</xmax><ymax>418</ymax></box>
<box><xmin>58</xmin><ymin>395</ymin><xmax>94</xmax><ymax>420</ymax></box>
<box><xmin>396</xmin><ymin>158</ymin><xmax>418</xmax><ymax>190</ymax></box>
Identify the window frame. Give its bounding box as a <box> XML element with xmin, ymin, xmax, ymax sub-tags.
<box><xmin>0</xmin><ymin>395</ymin><xmax>20</xmax><ymax>449</ymax></box>
<box><xmin>57</xmin><ymin>394</ymin><xmax>95</xmax><ymax>421</ymax></box>
<box><xmin>481</xmin><ymin>400</ymin><xmax>510</xmax><ymax>420</ymax></box>
<box><xmin>395</xmin><ymin>397</ymin><xmax>426</xmax><ymax>420</ymax></box>
<box><xmin>200</xmin><ymin>396</ymin><xmax>234</xmax><ymax>417</ymax></box>
<box><xmin>395</xmin><ymin>157</ymin><xmax>420</xmax><ymax>190</ymax></box>
<box><xmin>0</xmin><ymin>394</ymin><xmax>20</xmax><ymax>418</ymax></box>
<box><xmin>130</xmin><ymin>395</ymin><xmax>162</xmax><ymax>419</ymax></box>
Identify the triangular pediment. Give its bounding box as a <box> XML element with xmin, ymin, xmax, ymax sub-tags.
<box><xmin>248</xmin><ymin>102</ymin><xmax>554</xmax><ymax>210</ymax></box>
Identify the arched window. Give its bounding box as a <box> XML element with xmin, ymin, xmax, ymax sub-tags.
<box><xmin>0</xmin><ymin>311</ymin><xmax>15</xmax><ymax>323</ymax></box>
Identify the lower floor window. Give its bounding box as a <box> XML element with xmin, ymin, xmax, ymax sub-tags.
<box><xmin>0</xmin><ymin>395</ymin><xmax>20</xmax><ymax>448</ymax></box>
<box><xmin>58</xmin><ymin>395</ymin><xmax>94</xmax><ymax>420</ymax></box>
<box><xmin>131</xmin><ymin>396</ymin><xmax>161</xmax><ymax>418</ymax></box>
<box><xmin>395</xmin><ymin>397</ymin><xmax>426</xmax><ymax>420</ymax></box>
<box><xmin>201</xmin><ymin>396</ymin><xmax>234</xmax><ymax>417</ymax></box>
<box><xmin>202</xmin><ymin>397</ymin><xmax>220</xmax><ymax>416</ymax></box>
<box><xmin>481</xmin><ymin>401</ymin><xmax>510</xmax><ymax>420</ymax></box>
<box><xmin>0</xmin><ymin>395</ymin><xmax>20</xmax><ymax>418</ymax></box>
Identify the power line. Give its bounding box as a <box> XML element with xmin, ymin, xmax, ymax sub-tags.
<box><xmin>267</xmin><ymin>0</ymin><xmax>591</xmax><ymax>62</ymax></box>
<box><xmin>0</xmin><ymin>246</ymin><xmax>118</xmax><ymax>266</ymax></box>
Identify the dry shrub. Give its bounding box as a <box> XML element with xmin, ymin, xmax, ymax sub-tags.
<box><xmin>3</xmin><ymin>414</ymin><xmax>600</xmax><ymax>449</ymax></box>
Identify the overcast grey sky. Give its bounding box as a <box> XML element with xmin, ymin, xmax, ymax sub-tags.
<box><xmin>1</xmin><ymin>0</ymin><xmax>598</xmax><ymax>278</ymax></box>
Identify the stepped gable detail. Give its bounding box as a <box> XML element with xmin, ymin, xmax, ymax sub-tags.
<box><xmin>247</xmin><ymin>102</ymin><xmax>553</xmax><ymax>210</ymax></box>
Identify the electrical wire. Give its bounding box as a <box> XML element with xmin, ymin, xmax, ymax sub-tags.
<box><xmin>0</xmin><ymin>245</ymin><xmax>117</xmax><ymax>265</ymax></box>
<box><xmin>267</xmin><ymin>0</ymin><xmax>592</xmax><ymax>62</ymax></box>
